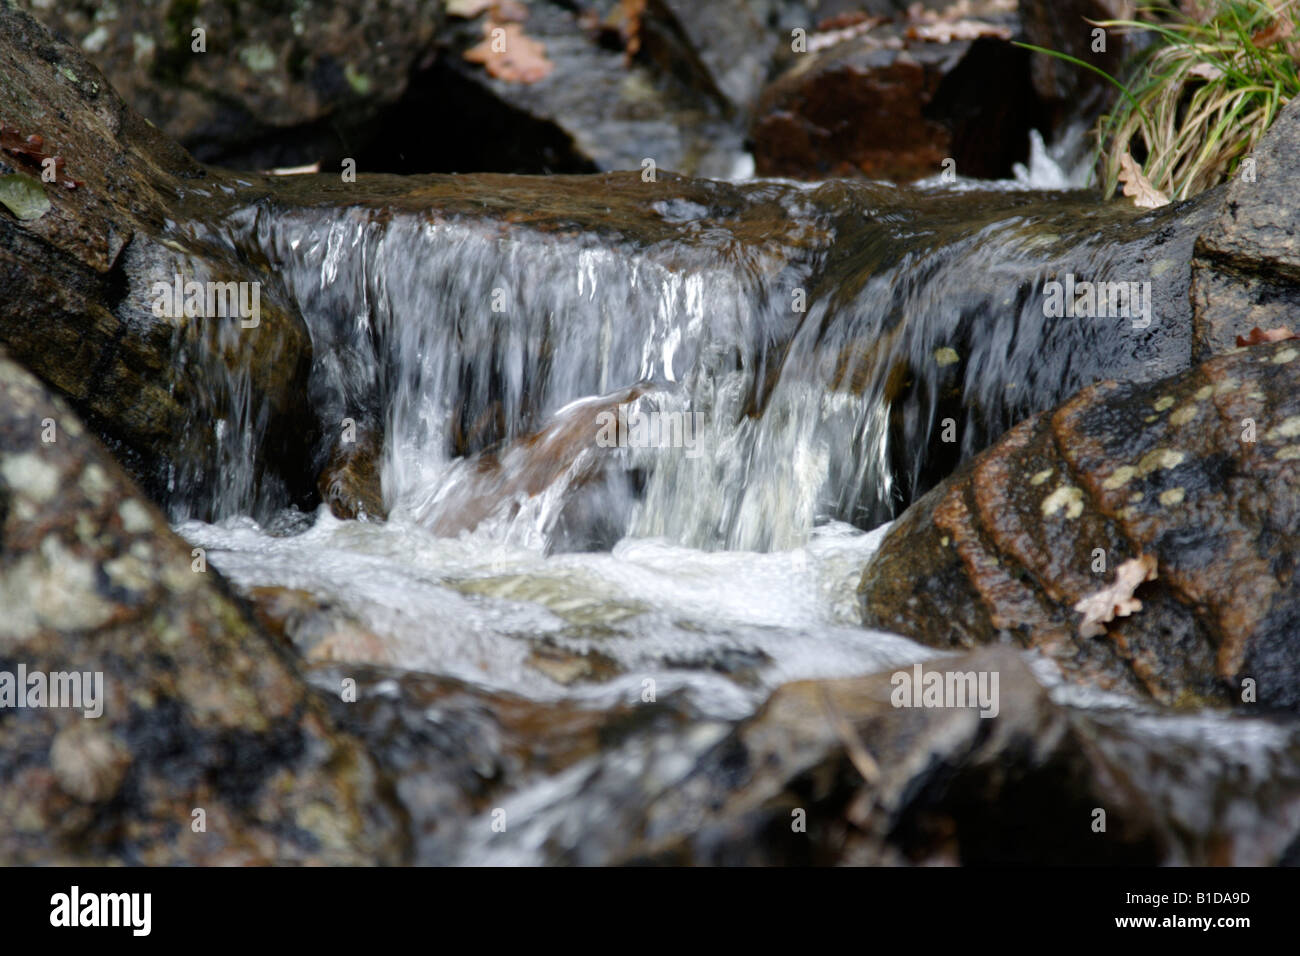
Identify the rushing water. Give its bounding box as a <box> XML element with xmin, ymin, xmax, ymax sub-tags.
<box><xmin>155</xmin><ymin>141</ymin><xmax>1300</xmax><ymax>862</ymax></box>
<box><xmin>163</xmin><ymin>141</ymin><xmax>1203</xmax><ymax>703</ymax></box>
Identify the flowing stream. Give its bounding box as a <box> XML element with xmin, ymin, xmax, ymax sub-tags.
<box><xmin>166</xmin><ymin>151</ymin><xmax>1192</xmax><ymax>703</ymax></box>
<box><xmin>153</xmin><ymin>150</ymin><xmax>1300</xmax><ymax>862</ymax></box>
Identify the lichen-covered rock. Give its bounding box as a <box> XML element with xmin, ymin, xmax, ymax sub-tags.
<box><xmin>0</xmin><ymin>3</ymin><xmax>316</xmax><ymax>519</ymax></box>
<box><xmin>859</xmin><ymin>339</ymin><xmax>1300</xmax><ymax>711</ymax></box>
<box><xmin>0</xmin><ymin>351</ymin><xmax>406</xmax><ymax>864</ymax></box>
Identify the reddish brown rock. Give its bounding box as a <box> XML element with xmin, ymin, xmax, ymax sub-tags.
<box><xmin>860</xmin><ymin>338</ymin><xmax>1300</xmax><ymax>711</ymax></box>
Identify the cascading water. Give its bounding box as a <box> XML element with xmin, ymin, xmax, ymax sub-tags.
<box><xmin>158</xmin><ymin>163</ymin><xmax>1276</xmax><ymax>864</ymax></box>
<box><xmin>177</xmin><ymin>170</ymin><xmax>1206</xmax><ymax>554</ymax></box>
<box><xmin>159</xmin><ymin>164</ymin><xmax>1205</xmax><ymax>717</ymax></box>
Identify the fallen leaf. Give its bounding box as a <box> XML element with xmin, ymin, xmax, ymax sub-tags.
<box><xmin>1118</xmin><ymin>152</ymin><xmax>1170</xmax><ymax>209</ymax></box>
<box><xmin>464</xmin><ymin>21</ymin><xmax>554</xmax><ymax>84</ymax></box>
<box><xmin>0</xmin><ymin>172</ymin><xmax>51</xmax><ymax>220</ymax></box>
<box><xmin>615</xmin><ymin>0</ymin><xmax>647</xmax><ymax>61</ymax></box>
<box><xmin>1236</xmin><ymin>326</ymin><xmax>1299</xmax><ymax>346</ymax></box>
<box><xmin>817</xmin><ymin>11</ymin><xmax>874</xmax><ymax>31</ymax></box>
<box><xmin>1074</xmin><ymin>554</ymin><xmax>1158</xmax><ymax>638</ymax></box>
<box><xmin>1251</xmin><ymin>15</ymin><xmax>1295</xmax><ymax>49</ymax></box>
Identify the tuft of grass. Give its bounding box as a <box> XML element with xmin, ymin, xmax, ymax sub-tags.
<box><xmin>1019</xmin><ymin>1</ymin><xmax>1300</xmax><ymax>201</ymax></box>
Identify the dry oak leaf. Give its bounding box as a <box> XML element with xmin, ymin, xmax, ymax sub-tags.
<box><xmin>1073</xmin><ymin>554</ymin><xmax>1158</xmax><ymax>638</ymax></box>
<box><xmin>1118</xmin><ymin>152</ymin><xmax>1170</xmax><ymax>209</ymax></box>
<box><xmin>464</xmin><ymin>21</ymin><xmax>554</xmax><ymax>84</ymax></box>
<box><xmin>1237</xmin><ymin>326</ymin><xmax>1299</xmax><ymax>346</ymax></box>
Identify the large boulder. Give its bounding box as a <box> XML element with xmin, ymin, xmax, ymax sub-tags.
<box><xmin>859</xmin><ymin>338</ymin><xmax>1300</xmax><ymax>711</ymax></box>
<box><xmin>0</xmin><ymin>350</ymin><xmax>406</xmax><ymax>864</ymax></box>
<box><xmin>0</xmin><ymin>3</ymin><xmax>316</xmax><ymax>519</ymax></box>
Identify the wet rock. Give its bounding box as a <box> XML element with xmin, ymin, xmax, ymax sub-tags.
<box><xmin>631</xmin><ymin>649</ymin><xmax>1300</xmax><ymax>865</ymax></box>
<box><xmin>0</xmin><ymin>4</ymin><xmax>316</xmax><ymax>519</ymax></box>
<box><xmin>420</xmin><ymin>648</ymin><xmax>1300</xmax><ymax>864</ymax></box>
<box><xmin>308</xmin><ymin>662</ymin><xmax>691</xmax><ymax>863</ymax></box>
<box><xmin>318</xmin><ymin>423</ymin><xmax>387</xmax><ymax>521</ymax></box>
<box><xmin>859</xmin><ymin>339</ymin><xmax>1300</xmax><ymax>711</ymax></box>
<box><xmin>0</xmin><ymin>352</ymin><xmax>406</xmax><ymax>864</ymax></box>
<box><xmin>17</xmin><ymin>0</ymin><xmax>446</xmax><ymax>172</ymax></box>
<box><xmin>751</xmin><ymin>6</ymin><xmax>1048</xmax><ymax>181</ymax></box>
<box><xmin>1192</xmin><ymin>97</ymin><xmax>1300</xmax><ymax>358</ymax></box>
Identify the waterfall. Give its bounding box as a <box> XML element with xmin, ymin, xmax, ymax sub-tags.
<box><xmin>172</xmin><ymin>174</ymin><xmax>1207</xmax><ymax>551</ymax></box>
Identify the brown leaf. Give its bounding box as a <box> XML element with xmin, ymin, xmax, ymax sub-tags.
<box><xmin>1236</xmin><ymin>326</ymin><xmax>1299</xmax><ymax>346</ymax></box>
<box><xmin>1073</xmin><ymin>554</ymin><xmax>1158</xmax><ymax>639</ymax></box>
<box><xmin>1251</xmin><ymin>15</ymin><xmax>1295</xmax><ymax>49</ymax></box>
<box><xmin>1118</xmin><ymin>152</ymin><xmax>1170</xmax><ymax>209</ymax></box>
<box><xmin>464</xmin><ymin>21</ymin><xmax>554</xmax><ymax>84</ymax></box>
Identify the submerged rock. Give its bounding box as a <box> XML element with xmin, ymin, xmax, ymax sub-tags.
<box><xmin>318</xmin><ymin>422</ymin><xmax>387</xmax><ymax>521</ymax></box>
<box><xmin>0</xmin><ymin>351</ymin><xmax>406</xmax><ymax>864</ymax></box>
<box><xmin>859</xmin><ymin>339</ymin><xmax>1300</xmax><ymax>711</ymax></box>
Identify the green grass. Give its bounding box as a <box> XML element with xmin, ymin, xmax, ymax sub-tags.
<box><xmin>1018</xmin><ymin>1</ymin><xmax>1300</xmax><ymax>201</ymax></box>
